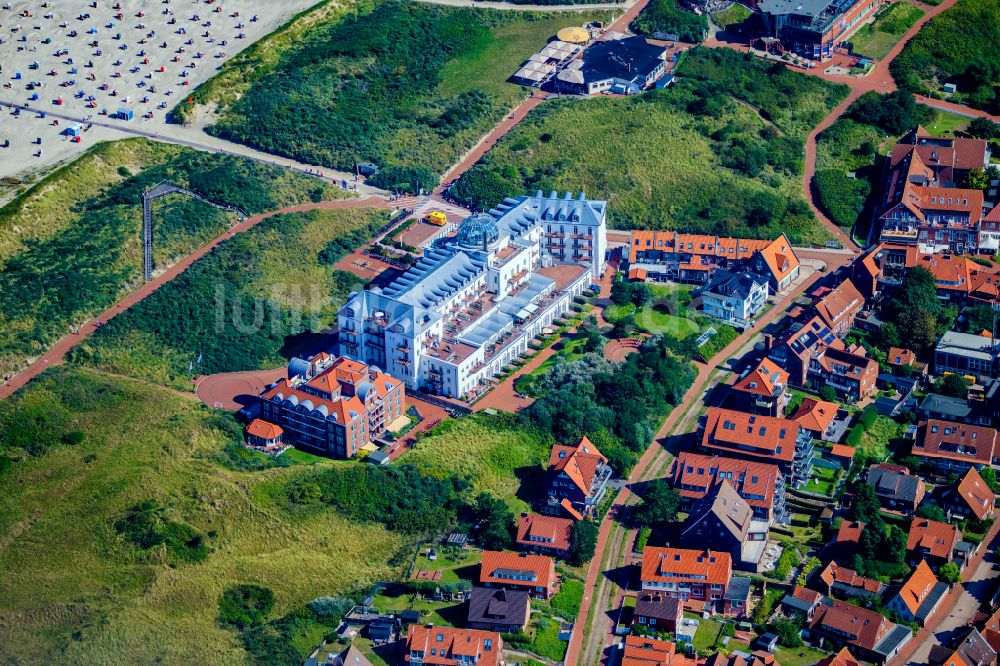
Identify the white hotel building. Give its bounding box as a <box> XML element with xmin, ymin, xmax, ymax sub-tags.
<box><xmin>337</xmin><ymin>191</ymin><xmax>608</xmax><ymax>399</ymax></box>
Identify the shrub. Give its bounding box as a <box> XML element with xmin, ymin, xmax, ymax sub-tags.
<box><xmin>847</xmin><ymin>90</ymin><xmax>933</xmax><ymax>134</ymax></box>
<box><xmin>218</xmin><ymin>584</ymin><xmax>276</xmax><ymax>629</ymax></box>
<box><xmin>813</xmin><ymin>168</ymin><xmax>871</xmax><ymax>228</ymax></box>
<box><xmin>308</xmin><ymin>596</ymin><xmax>354</xmax><ymax>623</ymax></box>
<box><xmin>114</xmin><ymin>500</ymin><xmax>209</xmax><ymax>564</ymax></box>
<box><xmin>631</xmin><ymin>0</ymin><xmax>707</xmax><ymax>42</ymax></box>
<box><xmin>939</xmin><ymin>561</ymin><xmax>961</xmax><ymax>583</ymax></box>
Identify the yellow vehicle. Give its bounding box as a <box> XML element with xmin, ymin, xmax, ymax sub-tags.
<box><xmin>424</xmin><ymin>211</ymin><xmax>448</xmax><ymax>227</ymax></box>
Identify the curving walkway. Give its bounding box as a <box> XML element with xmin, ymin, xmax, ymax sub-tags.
<box><xmin>0</xmin><ymin>196</ymin><xmax>395</xmax><ymax>402</ymax></box>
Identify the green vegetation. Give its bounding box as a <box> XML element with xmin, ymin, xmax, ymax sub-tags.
<box><xmin>813</xmin><ymin>118</ymin><xmax>886</xmax><ymax>229</ymax></box>
<box><xmin>550</xmin><ymin>580</ymin><xmax>585</xmax><ymax>620</ymax></box>
<box><xmin>454</xmin><ymin>49</ymin><xmax>847</xmax><ymax>244</ymax></box>
<box><xmin>0</xmin><ymin>366</ymin><xmax>406</xmax><ymax>663</ymax></box>
<box><xmin>569</xmin><ymin>519</ymin><xmax>600</xmax><ymax>565</ymax></box>
<box><xmin>631</xmin><ymin>0</ymin><xmax>707</xmax><ymax>42</ymax></box>
<box><xmin>891</xmin><ymin>0</ymin><xmax>1000</xmax><ymax>113</ymax></box>
<box><xmin>218</xmin><ymin>584</ymin><xmax>277</xmax><ymax>629</ymax></box>
<box><xmin>633</xmin><ymin>480</ymin><xmax>683</xmax><ymax>527</ymax></box>
<box><xmin>712</xmin><ymin>3</ymin><xmax>753</xmax><ymax>29</ymax></box>
<box><xmin>115</xmin><ymin>499</ymin><xmax>209</xmax><ymax>564</ymax></box>
<box><xmin>847</xmin><ymin>89</ymin><xmax>934</xmax><ymax>135</ymax></box>
<box><xmin>184</xmin><ymin>0</ymin><xmax>611</xmax><ymax>189</ymax></box>
<box><xmin>692</xmin><ymin>617</ymin><xmax>724</xmax><ymax>651</ymax></box>
<box><xmin>805</xmin><ymin>466</ymin><xmax>840</xmax><ymax>496</ymax></box>
<box><xmin>849</xmin><ymin>2</ymin><xmax>925</xmax><ymax>59</ymax></box>
<box><xmin>766</xmin><ymin>544</ymin><xmax>800</xmax><ymax>580</ymax></box>
<box><xmin>850</xmin><ymin>483</ymin><xmax>910</xmax><ymax>580</ymax></box>
<box><xmin>76</xmin><ymin>207</ymin><xmax>387</xmax><ymax>389</ymax></box>
<box><xmin>0</xmin><ymin>138</ymin><xmax>338</xmax><ymax>376</ymax></box>
<box><xmin>507</xmin><ymin>616</ymin><xmax>567</xmax><ymax>661</ymax></box>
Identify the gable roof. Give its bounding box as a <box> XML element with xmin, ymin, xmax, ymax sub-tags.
<box><xmin>816</xmin><ymin>647</ymin><xmax>862</xmax><ymax>666</ymax></box>
<box><xmin>467</xmin><ymin>586</ymin><xmax>530</xmax><ymax>628</ymax></box>
<box><xmin>671</xmin><ymin>452</ymin><xmax>781</xmax><ymax>512</ymax></box>
<box><xmin>917</xmin><ymin>420</ymin><xmax>999</xmax><ymax>467</ymax></box>
<box><xmin>480</xmin><ymin>551</ymin><xmax>555</xmax><ymax>591</ymax></box>
<box><xmin>946</xmin><ymin>628</ymin><xmax>998</xmax><ymax>666</ymax></box>
<box><xmin>895</xmin><ymin>560</ymin><xmax>949</xmax><ymax>621</ymax></box>
<box><xmin>819</xmin><ymin>561</ymin><xmax>885</xmax><ymax>594</ymax></box>
<box><xmin>641</xmin><ymin>547</ymin><xmax>732</xmax><ymax>587</ymax></box>
<box><xmin>790</xmin><ymin>398</ymin><xmax>839</xmax><ymax>436</ymax></box>
<box><xmin>757</xmin><ymin>234</ymin><xmax>800</xmax><ymax>283</ymax></box>
<box><xmin>815</xmin><ymin>279</ymin><xmax>865</xmax><ymax>331</ymax></box>
<box><xmin>702</xmin><ymin>407</ymin><xmax>804</xmax><ymax>463</ymax></box>
<box><xmin>955</xmin><ymin>467</ymin><xmax>996</xmax><ymax>520</ymax></box>
<box><xmin>866</xmin><ymin>464</ymin><xmax>925</xmax><ymax>504</ymax></box>
<box><xmin>516</xmin><ymin>513</ymin><xmax>572</xmax><ymax>553</ymax></box>
<box><xmin>733</xmin><ymin>358</ymin><xmax>789</xmax><ymax>398</ymax></box>
<box><xmin>810</xmin><ymin>599</ymin><xmax>894</xmax><ymax>651</ymax></box>
<box><xmin>682</xmin><ymin>479</ymin><xmax>752</xmax><ymax>543</ymax></box>
<box><xmin>635</xmin><ymin>592</ymin><xmax>682</xmax><ymax>623</ymax></box>
<box><xmin>888</xmin><ymin>347</ymin><xmax>918</xmax><ymax>367</ymax></box>
<box><xmin>622</xmin><ymin>634</ymin><xmax>676</xmax><ymax>666</ymax></box>
<box><xmin>907</xmin><ymin>518</ymin><xmax>961</xmax><ymax>560</ymax></box>
<box><xmin>836</xmin><ymin>520</ymin><xmax>865</xmax><ymax>545</ymax></box>
<box><xmin>549</xmin><ymin>436</ymin><xmax>608</xmax><ymax>495</ymax></box>
<box><xmin>246</xmin><ymin>418</ymin><xmax>283</xmax><ymax>439</ymax></box>
<box><xmin>405</xmin><ymin>624</ymin><xmax>502</xmax><ymax>666</ymax></box>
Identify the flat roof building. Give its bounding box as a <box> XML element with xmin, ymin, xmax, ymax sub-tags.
<box><xmin>757</xmin><ymin>0</ymin><xmax>886</xmax><ymax>61</ymax></box>
<box><xmin>555</xmin><ymin>36</ymin><xmax>667</xmax><ymax>95</ymax></box>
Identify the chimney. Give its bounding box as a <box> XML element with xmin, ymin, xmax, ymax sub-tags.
<box><xmin>764</xmin><ymin>334</ymin><xmax>774</xmax><ymax>352</ymax></box>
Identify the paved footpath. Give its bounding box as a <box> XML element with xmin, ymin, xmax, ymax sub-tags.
<box><xmin>0</xmin><ymin>197</ymin><xmax>391</xmax><ymax>402</ymax></box>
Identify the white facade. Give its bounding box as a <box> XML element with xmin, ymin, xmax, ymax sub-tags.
<box><xmin>700</xmin><ymin>272</ymin><xmax>770</xmax><ymax>329</ymax></box>
<box><xmin>338</xmin><ymin>192</ymin><xmax>608</xmax><ymax>399</ymax></box>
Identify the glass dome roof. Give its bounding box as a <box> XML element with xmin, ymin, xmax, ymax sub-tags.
<box><xmin>455</xmin><ymin>213</ymin><xmax>500</xmax><ymax>249</ymax></box>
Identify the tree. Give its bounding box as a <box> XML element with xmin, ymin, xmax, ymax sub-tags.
<box><xmin>903</xmin><ymin>309</ymin><xmax>939</xmax><ymax>355</ymax></box>
<box><xmin>633</xmin><ymin>480</ymin><xmax>682</xmax><ymax>527</ymax></box>
<box><xmin>770</xmin><ymin>614</ymin><xmax>804</xmax><ymax>648</ymax></box>
<box><xmin>852</xmin><ymin>483</ymin><xmax>882</xmax><ymax>523</ymax></box>
<box><xmin>939</xmin><ymin>561</ymin><xmax>962</xmax><ymax>584</ymax></box>
<box><xmin>569</xmin><ymin>520</ymin><xmax>600</xmax><ymax>566</ymax></box>
<box><xmin>578</xmin><ymin>317</ymin><xmax>605</xmax><ymax>354</ymax></box>
<box><xmin>969</xmin><ymin>168</ymin><xmax>989</xmax><ymax>190</ymax></box>
<box><xmin>980</xmin><ymin>466</ymin><xmax>1000</xmax><ymax>492</ymax></box>
<box><xmin>819</xmin><ymin>385</ymin><xmax>838</xmax><ymax>402</ymax></box>
<box><xmin>964</xmin><ymin>304</ymin><xmax>996</xmax><ymax>335</ymax></box>
<box><xmin>472</xmin><ymin>493</ymin><xmax>515</xmax><ymax>551</ymax></box>
<box><xmin>630</xmin><ymin>282</ymin><xmax>652</xmax><ymax>308</ymax></box>
<box><xmin>936</xmin><ymin>373</ymin><xmax>972</xmax><ymax>399</ymax></box>
<box><xmin>218</xmin><ymin>584</ymin><xmax>275</xmax><ymax>628</ymax></box>
<box><xmin>916</xmin><ymin>503</ymin><xmax>947</xmax><ymax>522</ymax></box>
<box><xmin>968</xmin><ymin>117</ymin><xmax>1000</xmax><ymax>139</ymax></box>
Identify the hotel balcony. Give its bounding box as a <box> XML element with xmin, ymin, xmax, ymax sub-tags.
<box><xmin>397</xmin><ymin>344</ymin><xmax>410</xmax><ymax>353</ymax></box>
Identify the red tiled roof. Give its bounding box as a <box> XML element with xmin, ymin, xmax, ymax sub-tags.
<box><xmin>622</xmin><ymin>635</ymin><xmax>676</xmax><ymax>666</ymax></box>
<box><xmin>702</xmin><ymin>407</ymin><xmax>802</xmax><ymax>463</ymax></box>
<box><xmin>819</xmin><ymin>561</ymin><xmax>884</xmax><ymax>594</ymax></box>
<box><xmin>816</xmin><ymin>647</ymin><xmax>862</xmax><ymax>666</ymax></box>
<box><xmin>887</xmin><ymin>347</ymin><xmax>917</xmax><ymax>367</ymax></box>
<box><xmin>956</xmin><ymin>467</ymin><xmax>996</xmax><ymax>521</ymax></box>
<box><xmin>261</xmin><ymin>379</ymin><xmax>366</xmax><ymax>424</ymax></box>
<box><xmin>629</xmin><ymin>267</ymin><xmax>649</xmax><ymax>281</ymax></box>
<box><xmin>810</xmin><ymin>599</ymin><xmax>894</xmax><ymax>651</ymax></box>
<box><xmin>641</xmin><ymin>547</ymin><xmax>731</xmax><ymax>587</ymax></box>
<box><xmin>815</xmin><ymin>279</ymin><xmax>864</xmax><ymax>331</ymax></box>
<box><xmin>830</xmin><ymin>444</ymin><xmax>856</xmax><ymax>460</ymax></box>
<box><xmin>790</xmin><ymin>398</ymin><xmax>838</xmax><ymax>436</ymax></box>
<box><xmin>916</xmin><ymin>420</ymin><xmax>999</xmax><ymax>468</ymax></box>
<box><xmin>405</xmin><ymin>625</ymin><xmax>502</xmax><ymax>666</ymax></box>
<box><xmin>516</xmin><ymin>513</ymin><xmax>572</xmax><ymax>553</ymax></box>
<box><xmin>549</xmin><ymin>436</ymin><xmax>607</xmax><ymax>496</ymax></box>
<box><xmin>559</xmin><ymin>498</ymin><xmax>585</xmax><ymax>521</ymax></box>
<box><xmin>907</xmin><ymin>518</ymin><xmax>961</xmax><ymax>560</ymax></box>
<box><xmin>246</xmin><ymin>418</ymin><xmax>283</xmax><ymax>440</ymax></box>
<box><xmin>671</xmin><ymin>452</ymin><xmax>780</xmax><ymax>512</ymax></box>
<box><xmin>896</xmin><ymin>560</ymin><xmax>941</xmax><ymax>615</ymax></box>
<box><xmin>835</xmin><ymin>521</ymin><xmax>865</xmax><ymax>545</ymax></box>
<box><xmin>791</xmin><ymin>585</ymin><xmax>823</xmax><ymax>604</ymax></box>
<box><xmin>758</xmin><ymin>234</ymin><xmax>800</xmax><ymax>282</ymax></box>
<box><xmin>480</xmin><ymin>551</ymin><xmax>555</xmax><ymax>592</ymax></box>
<box><xmin>733</xmin><ymin>358</ymin><xmax>789</xmax><ymax>398</ymax></box>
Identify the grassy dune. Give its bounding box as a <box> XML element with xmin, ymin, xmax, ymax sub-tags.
<box><xmin>0</xmin><ymin>366</ymin><xmax>406</xmax><ymax>664</ymax></box>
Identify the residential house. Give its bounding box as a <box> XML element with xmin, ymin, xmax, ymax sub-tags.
<box><xmin>258</xmin><ymin>355</ymin><xmax>406</xmax><ymax>458</ymax></box>
<box><xmin>404</xmin><ymin>625</ymin><xmax>504</xmax><ymax>666</ymax></box>
<box><xmin>941</xmin><ymin>467</ymin><xmax>996</xmax><ymax>522</ymax></box>
<box><xmin>757</xmin><ymin>0</ymin><xmax>886</xmax><ymax>60</ymax></box>
<box><xmin>671</xmin><ymin>452</ymin><xmax>788</xmax><ymax>524</ymax></box>
<box><xmin>634</xmin><ymin>593</ymin><xmax>683</xmax><ymax>633</ymax></box>
<box><xmin>887</xmin><ymin>560</ymin><xmax>950</xmax><ymax>627</ymax></box>
<box><xmin>721</xmin><ymin>576</ymin><xmax>752</xmax><ymax>617</ymax></box>
<box><xmin>815</xmin><ymin>279</ymin><xmax>866</xmax><ymax>337</ymax></box>
<box><xmin>626</xmin><ymin>232</ymin><xmax>800</xmax><ymax>293</ymax></box>
<box><xmin>930</xmin><ymin>628</ymin><xmax>998</xmax><ymax>666</ymax></box>
<box><xmin>467</xmin><ymin>587</ymin><xmax>530</xmax><ymax>634</ymax></box>
<box><xmin>516</xmin><ymin>513</ymin><xmax>572</xmax><ymax>559</ymax></box>
<box><xmin>936</xmin><ymin>331</ymin><xmax>999</xmax><ymax>381</ymax></box>
<box><xmin>555</xmin><ymin>36</ymin><xmax>667</xmax><ymax>96</ymax></box>
<box><xmin>317</xmin><ymin>645</ymin><xmax>373</xmax><ymax>666</ymax></box>
<box><xmin>865</xmin><ymin>463</ymin><xmax>926</xmax><ymax>512</ymax></box>
<box><xmin>621</xmin><ymin>635</ymin><xmax>678</xmax><ymax>666</ymax></box>
<box><xmin>828</xmin><ymin>444</ymin><xmax>856</xmax><ymax>470</ymax></box>
<box><xmin>907</xmin><ymin>518</ymin><xmax>962</xmax><ymax>569</ymax></box>
<box><xmin>817</xmin><ymin>647</ymin><xmax>863</xmax><ymax>666</ymax></box>
<box><xmin>807</xmin><ymin>599</ymin><xmax>912</xmax><ymax>663</ymax></box>
<box><xmin>640</xmin><ymin>547</ymin><xmax>732</xmax><ymax>611</ymax></box>
<box><xmin>781</xmin><ymin>586</ymin><xmax>825</xmax><ymax>620</ymax></box>
<box><xmin>790</xmin><ymin>398</ymin><xmax>840</xmax><ymax>441</ymax></box>
<box><xmin>701</xmin><ymin>407</ymin><xmax>815</xmax><ymax>487</ymax></box>
<box><xmin>681</xmin><ymin>480</ymin><xmax>769</xmax><ymax>571</ymax></box>
<box><xmin>707</xmin><ymin>651</ymin><xmax>779</xmax><ymax>666</ymax></box>
<box><xmin>887</xmin><ymin>347</ymin><xmax>920</xmax><ymax>374</ymax></box>
<box><xmin>814</xmin><ymin>347</ymin><xmax>880</xmax><ymax>402</ymax></box>
<box><xmin>545</xmin><ymin>436</ymin><xmax>612</xmax><ymax>518</ymax></box>
<box><xmin>826</xmin><ymin>520</ymin><xmax>865</xmax><ymax>562</ymax></box>
<box><xmin>984</xmin><ymin>606</ymin><xmax>1000</xmax><ymax>655</ymax></box>
<box><xmin>700</xmin><ymin>269</ymin><xmax>770</xmax><ymax>329</ymax></box>
<box><xmin>479</xmin><ymin>551</ymin><xmax>557</xmax><ymax>599</ymax></box>
<box><xmin>817</xmin><ymin>561</ymin><xmax>886</xmax><ymax>601</ymax></box>
<box><xmin>913</xmin><ymin>420</ymin><xmax>1000</xmax><ymax>474</ymax></box>
<box><xmin>730</xmin><ymin>357</ymin><xmax>790</xmax><ymax>416</ymax></box>
<box><xmin>919</xmin><ymin>394</ymin><xmax>978</xmax><ymax>425</ymax></box>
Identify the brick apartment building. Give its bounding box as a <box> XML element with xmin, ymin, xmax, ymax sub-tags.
<box><xmin>701</xmin><ymin>407</ymin><xmax>815</xmax><ymax>487</ymax></box>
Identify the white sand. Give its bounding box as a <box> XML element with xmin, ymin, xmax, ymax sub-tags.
<box><xmin>0</xmin><ymin>0</ymin><xmax>378</xmax><ymax>196</ymax></box>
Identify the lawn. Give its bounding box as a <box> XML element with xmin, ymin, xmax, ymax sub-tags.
<box><xmin>776</xmin><ymin>645</ymin><xmax>833</xmax><ymax>666</ymax></box>
<box><xmin>547</xmin><ymin>579</ymin><xmax>585</xmax><ymax>621</ymax></box>
<box><xmin>0</xmin><ymin>366</ymin><xmax>408</xmax><ymax>664</ymax></box>
<box><xmin>77</xmin><ymin>206</ymin><xmax>387</xmax><ymax>390</ymax></box>
<box><xmin>405</xmin><ymin>413</ymin><xmax>549</xmax><ymax>501</ymax></box>
<box><xmin>804</xmin><ymin>465</ymin><xmax>840</xmax><ymax>496</ymax></box>
<box><xmin>712</xmin><ymin>3</ymin><xmax>753</xmax><ymax>28</ymax></box>
<box><xmin>921</xmin><ymin>108</ymin><xmax>972</xmax><ymax>136</ymax></box>
<box><xmin>634</xmin><ymin>305</ymin><xmax>701</xmax><ymax>338</ymax></box>
<box><xmin>0</xmin><ymin>138</ymin><xmax>339</xmax><ymax>377</ymax></box>
<box><xmin>452</xmin><ymin>48</ymin><xmax>845</xmax><ymax>245</ymax></box>
<box><xmin>530</xmin><ymin>335</ymin><xmax>589</xmax><ymax>377</ymax></box>
<box><xmin>860</xmin><ymin>415</ymin><xmax>905</xmax><ymax>462</ymax></box>
<box><xmin>412</xmin><ymin>545</ymin><xmax>483</xmax><ymax>584</ymax></box>
<box><xmin>181</xmin><ymin>0</ymin><xmax>612</xmax><ymax>188</ymax></box>
<box><xmin>849</xmin><ymin>1</ymin><xmax>925</xmax><ymax>60</ymax></box>
<box><xmin>371</xmin><ymin>591</ymin><xmax>466</xmax><ymax>627</ymax></box>
<box><xmin>692</xmin><ymin>617</ymin><xmax>724</xmax><ymax>651</ymax></box>
<box><xmin>890</xmin><ymin>0</ymin><xmax>1000</xmax><ymax>112</ymax></box>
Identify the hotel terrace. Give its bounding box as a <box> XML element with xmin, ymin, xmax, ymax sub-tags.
<box><xmin>338</xmin><ymin>192</ymin><xmax>607</xmax><ymax>399</ymax></box>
